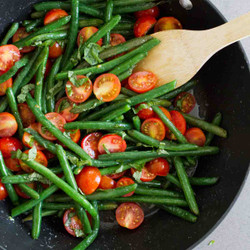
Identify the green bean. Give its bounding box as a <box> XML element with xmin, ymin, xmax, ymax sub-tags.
<box><xmin>46</xmin><ymin>194</ymin><xmax>73</xmax><ymax>203</ymax></box>
<box><xmin>71</xmin><ymin>98</ymin><xmax>104</xmax><ymax>114</ymax></box>
<box><xmin>26</xmin><ymin>94</ymin><xmax>92</xmax><ymax>163</ymax></box>
<box><xmin>43</xmin><ymin>202</ymin><xmax>73</xmax><ymax>210</ymax></box>
<box><xmin>0</xmin><ymin>152</ymin><xmax>19</xmax><ymax>205</ymax></box>
<box><xmin>110</xmin><ymin>29</ymin><xmax>134</xmax><ymax>37</ymax></box>
<box><xmin>31</xmin><ymin>11</ymin><xmax>47</xmax><ymax>19</ymax></box>
<box><xmin>113</xmin><ymin>2</ymin><xmax>161</xmax><ymax>13</ymax></box>
<box><xmin>78</xmin><ymin>207</ymin><xmax>92</xmax><ymax>235</ymax></box>
<box><xmin>14</xmin><ymin>16</ymin><xmax>71</xmax><ymax>48</ymax></box>
<box><xmin>100</xmin><ymin>104</ymin><xmax>131</xmax><ymax>121</ymax></box>
<box><xmin>174</xmin><ymin>157</ymin><xmax>199</xmax><ymax>215</ymax></box>
<box><xmin>23</xmin><ymin>210</ymin><xmax>58</xmax><ymax>222</ymax></box>
<box><xmin>132</xmin><ymin>116</ymin><xmax>141</xmax><ymax>131</ymax></box>
<box><xmin>189</xmin><ymin>177</ymin><xmax>219</xmax><ymax>186</ymax></box>
<box><xmin>137</xmin><ymin>180</ymin><xmax>162</xmax><ymax>188</ymax></box>
<box><xmin>113</xmin><ymin>22</ymin><xmax>134</xmax><ymax>30</ymax></box>
<box><xmin>6</xmin><ymin>88</ymin><xmax>24</xmax><ymax>138</ymax></box>
<box><xmin>79</xmin><ymin>18</ymin><xmax>104</xmax><ymax>27</ymax></box>
<box><xmin>120</xmin><ymin>87</ymin><xmax>136</xmax><ymax>97</ymax></box>
<box><xmin>35</xmin><ymin>46</ymin><xmax>49</xmax><ymax>109</ymax></box>
<box><xmin>118</xmin><ymin>69</ymin><xmax>133</xmax><ymax>82</ymax></box>
<box><xmin>160</xmin><ymin>205</ymin><xmax>197</xmax><ymax>223</ymax></box>
<box><xmin>103</xmin><ymin>0</ymin><xmax>114</xmax><ymax>45</ymax></box>
<box><xmin>0</xmin><ymin>22</ymin><xmax>19</xmax><ymax>45</ymax></box>
<box><xmin>166</xmin><ymin>174</ymin><xmax>181</xmax><ymax>188</ymax></box>
<box><xmin>98</xmin><ymin>202</ymin><xmax>118</xmax><ymax>210</ymax></box>
<box><xmin>18</xmin><ymin>183</ymin><xmax>40</xmax><ymax>200</ymax></box>
<box><xmin>25</xmin><ymin>18</ymin><xmax>43</xmax><ymax>32</ymax></box>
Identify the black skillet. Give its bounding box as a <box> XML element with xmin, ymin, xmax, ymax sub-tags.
<box><xmin>0</xmin><ymin>0</ymin><xmax>249</xmax><ymax>249</ymax></box>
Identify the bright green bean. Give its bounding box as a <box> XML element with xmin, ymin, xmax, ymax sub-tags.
<box><xmin>100</xmin><ymin>104</ymin><xmax>131</xmax><ymax>121</ymax></box>
<box><xmin>18</xmin><ymin>183</ymin><xmax>40</xmax><ymax>200</ymax></box>
<box><xmin>113</xmin><ymin>2</ymin><xmax>160</xmax><ymax>13</ymax></box>
<box><xmin>25</xmin><ymin>18</ymin><xmax>43</xmax><ymax>32</ymax></box>
<box><xmin>205</xmin><ymin>113</ymin><xmax>222</xmax><ymax>145</ymax></box>
<box><xmin>0</xmin><ymin>22</ymin><xmax>19</xmax><ymax>45</ymax></box>
<box><xmin>118</xmin><ymin>68</ymin><xmax>133</xmax><ymax>82</ymax></box>
<box><xmin>103</xmin><ymin>0</ymin><xmax>114</xmax><ymax>45</ymax></box>
<box><xmin>23</xmin><ymin>210</ymin><xmax>58</xmax><ymax>222</ymax></box>
<box><xmin>132</xmin><ymin>116</ymin><xmax>141</xmax><ymax>131</ymax></box>
<box><xmin>31</xmin><ymin>11</ymin><xmax>47</xmax><ymax>19</ymax></box>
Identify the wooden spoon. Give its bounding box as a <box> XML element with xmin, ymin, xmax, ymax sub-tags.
<box><xmin>135</xmin><ymin>12</ymin><xmax>250</xmax><ymax>88</ymax></box>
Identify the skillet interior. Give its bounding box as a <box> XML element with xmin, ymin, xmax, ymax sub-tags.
<box><xmin>0</xmin><ymin>0</ymin><xmax>250</xmax><ymax>249</ymax></box>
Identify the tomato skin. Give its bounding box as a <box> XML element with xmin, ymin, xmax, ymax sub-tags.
<box><xmin>14</xmin><ymin>182</ymin><xmax>36</xmax><ymax>199</ymax></box>
<box><xmin>0</xmin><ymin>73</ymin><xmax>12</xmax><ymax>96</ymax></box>
<box><xmin>98</xmin><ymin>134</ymin><xmax>127</xmax><ymax>155</ymax></box>
<box><xmin>55</xmin><ymin>97</ymin><xmax>79</xmax><ymax>122</ymax></box>
<box><xmin>141</xmin><ymin>117</ymin><xmax>166</xmax><ymax>141</ymax></box>
<box><xmin>185</xmin><ymin>127</ymin><xmax>206</xmax><ymax>147</ymax></box>
<box><xmin>0</xmin><ymin>45</ymin><xmax>21</xmax><ymax>72</ymax></box>
<box><xmin>116</xmin><ymin>202</ymin><xmax>144</xmax><ymax>229</ymax></box>
<box><xmin>146</xmin><ymin>158</ymin><xmax>170</xmax><ymax>176</ymax></box>
<box><xmin>76</xmin><ymin>166</ymin><xmax>101</xmax><ymax>195</ymax></box>
<box><xmin>110</xmin><ymin>33</ymin><xmax>126</xmax><ymax>46</ymax></box>
<box><xmin>93</xmin><ymin>73</ymin><xmax>121</xmax><ymax>102</ymax></box>
<box><xmin>154</xmin><ymin>17</ymin><xmax>182</xmax><ymax>32</ymax></box>
<box><xmin>135</xmin><ymin>6</ymin><xmax>160</xmax><ymax>19</ymax></box>
<box><xmin>128</xmin><ymin>71</ymin><xmax>157</xmax><ymax>93</ymax></box>
<box><xmin>0</xmin><ymin>137</ymin><xmax>22</xmax><ymax>158</ymax></box>
<box><xmin>0</xmin><ymin>180</ymin><xmax>8</xmax><ymax>200</ymax></box>
<box><xmin>44</xmin><ymin>9</ymin><xmax>68</xmax><ymax>25</ymax></box>
<box><xmin>116</xmin><ymin>177</ymin><xmax>135</xmax><ymax>197</ymax></box>
<box><xmin>77</xmin><ymin>26</ymin><xmax>102</xmax><ymax>47</ymax></box>
<box><xmin>0</xmin><ymin>112</ymin><xmax>18</xmax><ymax>137</ymax></box>
<box><xmin>107</xmin><ymin>171</ymin><xmax>126</xmax><ymax>180</ymax></box>
<box><xmin>136</xmin><ymin>103</ymin><xmax>154</xmax><ymax>120</ymax></box>
<box><xmin>66</xmin><ymin>75</ymin><xmax>93</xmax><ymax>104</ymax></box>
<box><xmin>81</xmin><ymin>132</ymin><xmax>103</xmax><ymax>159</ymax></box>
<box><xmin>174</xmin><ymin>92</ymin><xmax>196</xmax><ymax>113</ymax></box>
<box><xmin>18</xmin><ymin>103</ymin><xmax>36</xmax><ymax>128</ymax></box>
<box><xmin>99</xmin><ymin>175</ymin><xmax>116</xmax><ymax>190</ymax></box>
<box><xmin>49</xmin><ymin>42</ymin><xmax>63</xmax><ymax>58</ymax></box>
<box><xmin>134</xmin><ymin>16</ymin><xmax>157</xmax><ymax>37</ymax></box>
<box><xmin>4</xmin><ymin>158</ymin><xmax>21</xmax><ymax>172</ymax></box>
<box><xmin>131</xmin><ymin>167</ymin><xmax>156</xmax><ymax>182</ymax></box>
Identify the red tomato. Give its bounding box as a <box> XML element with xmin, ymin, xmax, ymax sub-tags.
<box><xmin>45</xmin><ymin>59</ymin><xmax>52</xmax><ymax>78</ymax></box>
<box><xmin>76</xmin><ymin>166</ymin><xmax>101</xmax><ymax>195</ymax></box>
<box><xmin>136</xmin><ymin>102</ymin><xmax>154</xmax><ymax>120</ymax></box>
<box><xmin>166</xmin><ymin>111</ymin><xmax>186</xmax><ymax>140</ymax></box>
<box><xmin>141</xmin><ymin>117</ymin><xmax>166</xmax><ymax>141</ymax></box>
<box><xmin>128</xmin><ymin>71</ymin><xmax>157</xmax><ymax>93</ymax></box>
<box><xmin>98</xmin><ymin>134</ymin><xmax>127</xmax><ymax>155</ymax></box>
<box><xmin>0</xmin><ymin>112</ymin><xmax>18</xmax><ymax>137</ymax></box>
<box><xmin>81</xmin><ymin>132</ymin><xmax>103</xmax><ymax>159</ymax></box>
<box><xmin>55</xmin><ymin>97</ymin><xmax>79</xmax><ymax>122</ymax></box>
<box><xmin>0</xmin><ymin>45</ymin><xmax>20</xmax><ymax>72</ymax></box>
<box><xmin>22</xmin><ymin>123</ymin><xmax>45</xmax><ymax>150</ymax></box>
<box><xmin>110</xmin><ymin>33</ymin><xmax>126</xmax><ymax>46</ymax></box>
<box><xmin>146</xmin><ymin>158</ymin><xmax>170</xmax><ymax>176</ymax></box>
<box><xmin>77</xmin><ymin>26</ymin><xmax>102</xmax><ymax>47</ymax></box>
<box><xmin>58</xmin><ymin>129</ymin><xmax>81</xmax><ymax>148</ymax></box>
<box><xmin>135</xmin><ymin>6</ymin><xmax>160</xmax><ymax>19</ymax></box>
<box><xmin>12</xmin><ymin>27</ymin><xmax>35</xmax><ymax>53</ymax></box>
<box><xmin>116</xmin><ymin>177</ymin><xmax>135</xmax><ymax>197</ymax></box>
<box><xmin>131</xmin><ymin>167</ymin><xmax>156</xmax><ymax>182</ymax></box>
<box><xmin>44</xmin><ymin>9</ymin><xmax>68</xmax><ymax>25</ymax></box>
<box><xmin>18</xmin><ymin>103</ymin><xmax>36</xmax><ymax>127</ymax></box>
<box><xmin>0</xmin><ymin>180</ymin><xmax>8</xmax><ymax>200</ymax></box>
<box><xmin>134</xmin><ymin>16</ymin><xmax>156</xmax><ymax>37</ymax></box>
<box><xmin>19</xmin><ymin>149</ymin><xmax>48</xmax><ymax>173</ymax></box>
<box><xmin>116</xmin><ymin>202</ymin><xmax>144</xmax><ymax>229</ymax></box>
<box><xmin>154</xmin><ymin>17</ymin><xmax>182</xmax><ymax>32</ymax></box>
<box><xmin>99</xmin><ymin>175</ymin><xmax>116</xmax><ymax>190</ymax></box>
<box><xmin>65</xmin><ymin>75</ymin><xmax>93</xmax><ymax>104</ymax></box>
<box><xmin>4</xmin><ymin>158</ymin><xmax>21</xmax><ymax>172</ymax></box>
<box><xmin>107</xmin><ymin>171</ymin><xmax>126</xmax><ymax>180</ymax></box>
<box><xmin>49</xmin><ymin>42</ymin><xmax>63</xmax><ymax>59</ymax></box>
<box><xmin>185</xmin><ymin>127</ymin><xmax>206</xmax><ymax>147</ymax></box>
<box><xmin>0</xmin><ymin>72</ymin><xmax>12</xmax><ymax>96</ymax></box>
<box><xmin>14</xmin><ymin>182</ymin><xmax>36</xmax><ymax>199</ymax></box>
<box><xmin>174</xmin><ymin>92</ymin><xmax>196</xmax><ymax>113</ymax></box>
<box><xmin>93</xmin><ymin>73</ymin><xmax>121</xmax><ymax>102</ymax></box>
<box><xmin>43</xmin><ymin>150</ymin><xmax>56</xmax><ymax>160</ymax></box>
<box><xmin>38</xmin><ymin>112</ymin><xmax>66</xmax><ymax>141</ymax></box>
<box><xmin>0</xmin><ymin>137</ymin><xmax>22</xmax><ymax>158</ymax></box>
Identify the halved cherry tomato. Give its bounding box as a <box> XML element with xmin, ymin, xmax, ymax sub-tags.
<box><xmin>38</xmin><ymin>112</ymin><xmax>66</xmax><ymax>141</ymax></box>
<box><xmin>185</xmin><ymin>127</ymin><xmax>206</xmax><ymax>147</ymax></box>
<box><xmin>0</xmin><ymin>112</ymin><xmax>18</xmax><ymax>137</ymax></box>
<box><xmin>107</xmin><ymin>171</ymin><xmax>126</xmax><ymax>180</ymax></box>
<box><xmin>135</xmin><ymin>6</ymin><xmax>160</xmax><ymax>19</ymax></box>
<box><xmin>146</xmin><ymin>158</ymin><xmax>170</xmax><ymax>176</ymax></box>
<box><xmin>141</xmin><ymin>117</ymin><xmax>166</xmax><ymax>141</ymax></box>
<box><xmin>76</xmin><ymin>166</ymin><xmax>101</xmax><ymax>195</ymax></box>
<box><xmin>0</xmin><ymin>137</ymin><xmax>22</xmax><ymax>158</ymax></box>
<box><xmin>58</xmin><ymin>129</ymin><xmax>81</xmax><ymax>148</ymax></box>
<box><xmin>65</xmin><ymin>75</ymin><xmax>93</xmax><ymax>104</ymax></box>
<box><xmin>154</xmin><ymin>17</ymin><xmax>182</xmax><ymax>32</ymax></box>
<box><xmin>110</xmin><ymin>33</ymin><xmax>126</xmax><ymax>46</ymax></box>
<box><xmin>154</xmin><ymin>106</ymin><xmax>172</xmax><ymax>130</ymax></box>
<box><xmin>166</xmin><ymin>111</ymin><xmax>186</xmax><ymax>140</ymax></box>
<box><xmin>49</xmin><ymin>41</ymin><xmax>63</xmax><ymax>59</ymax></box>
<box><xmin>0</xmin><ymin>73</ymin><xmax>12</xmax><ymax>96</ymax></box>
<box><xmin>131</xmin><ymin>167</ymin><xmax>156</xmax><ymax>182</ymax></box>
<box><xmin>174</xmin><ymin>92</ymin><xmax>196</xmax><ymax>113</ymax></box>
<box><xmin>55</xmin><ymin>97</ymin><xmax>79</xmax><ymax>122</ymax></box>
<box><xmin>22</xmin><ymin>123</ymin><xmax>45</xmax><ymax>150</ymax></box>
<box><xmin>99</xmin><ymin>175</ymin><xmax>116</xmax><ymax>190</ymax></box>
<box><xmin>4</xmin><ymin>158</ymin><xmax>21</xmax><ymax>172</ymax></box>
<box><xmin>44</xmin><ymin>9</ymin><xmax>68</xmax><ymax>25</ymax></box>
<box><xmin>93</xmin><ymin>73</ymin><xmax>121</xmax><ymax>102</ymax></box>
<box><xmin>136</xmin><ymin>103</ymin><xmax>154</xmax><ymax>120</ymax></box>
<box><xmin>116</xmin><ymin>202</ymin><xmax>144</xmax><ymax>229</ymax></box>
<box><xmin>18</xmin><ymin>103</ymin><xmax>36</xmax><ymax>127</ymax></box>
<box><xmin>128</xmin><ymin>71</ymin><xmax>157</xmax><ymax>93</ymax></box>
<box><xmin>43</xmin><ymin>150</ymin><xmax>56</xmax><ymax>160</ymax></box>
<box><xmin>14</xmin><ymin>182</ymin><xmax>36</xmax><ymax>199</ymax></box>
<box><xmin>77</xmin><ymin>26</ymin><xmax>102</xmax><ymax>47</ymax></box>
<box><xmin>134</xmin><ymin>16</ymin><xmax>156</xmax><ymax>37</ymax></box>
<box><xmin>98</xmin><ymin>134</ymin><xmax>127</xmax><ymax>155</ymax></box>
<box><xmin>116</xmin><ymin>177</ymin><xmax>135</xmax><ymax>197</ymax></box>
<box><xmin>81</xmin><ymin>132</ymin><xmax>103</xmax><ymax>159</ymax></box>
<box><xmin>0</xmin><ymin>45</ymin><xmax>20</xmax><ymax>72</ymax></box>
<box><xmin>12</xmin><ymin>27</ymin><xmax>35</xmax><ymax>53</ymax></box>
<box><xmin>19</xmin><ymin>149</ymin><xmax>48</xmax><ymax>173</ymax></box>
<box><xmin>0</xmin><ymin>180</ymin><xmax>8</xmax><ymax>200</ymax></box>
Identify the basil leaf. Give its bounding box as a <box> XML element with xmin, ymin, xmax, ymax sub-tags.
<box><xmin>84</xmin><ymin>43</ymin><xmax>103</xmax><ymax>66</ymax></box>
<box><xmin>17</xmin><ymin>84</ymin><xmax>35</xmax><ymax>103</ymax></box>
